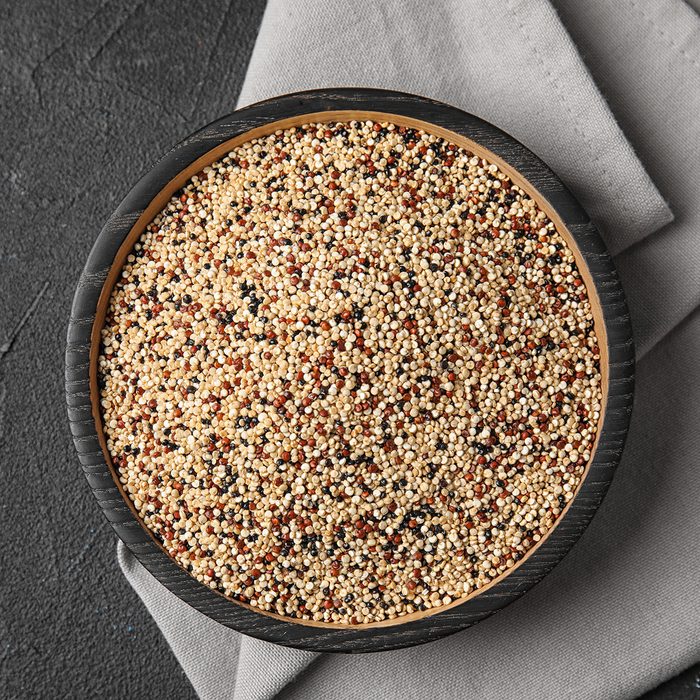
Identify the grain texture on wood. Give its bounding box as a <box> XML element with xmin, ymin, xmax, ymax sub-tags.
<box><xmin>66</xmin><ymin>88</ymin><xmax>634</xmax><ymax>653</ymax></box>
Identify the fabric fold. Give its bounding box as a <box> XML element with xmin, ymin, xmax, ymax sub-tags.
<box><xmin>231</xmin><ymin>638</ymin><xmax>318</xmax><ymax>700</ymax></box>
<box><xmin>118</xmin><ymin>543</ymin><xmax>243</xmax><ymax>700</ymax></box>
<box><xmin>552</xmin><ymin>0</ymin><xmax>700</xmax><ymax>356</ymax></box>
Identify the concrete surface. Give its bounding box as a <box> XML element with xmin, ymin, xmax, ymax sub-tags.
<box><xmin>0</xmin><ymin>2</ymin><xmax>265</xmax><ymax>697</ymax></box>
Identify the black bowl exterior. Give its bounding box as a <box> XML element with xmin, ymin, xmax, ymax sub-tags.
<box><xmin>66</xmin><ymin>88</ymin><xmax>634</xmax><ymax>653</ymax></box>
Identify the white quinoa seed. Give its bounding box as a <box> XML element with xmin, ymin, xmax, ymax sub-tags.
<box><xmin>99</xmin><ymin>120</ymin><xmax>602</xmax><ymax>624</ymax></box>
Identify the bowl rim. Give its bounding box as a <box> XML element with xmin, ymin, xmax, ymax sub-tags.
<box><xmin>66</xmin><ymin>87</ymin><xmax>634</xmax><ymax>653</ymax></box>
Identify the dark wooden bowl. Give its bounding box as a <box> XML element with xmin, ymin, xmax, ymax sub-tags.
<box><xmin>66</xmin><ymin>88</ymin><xmax>634</xmax><ymax>653</ymax></box>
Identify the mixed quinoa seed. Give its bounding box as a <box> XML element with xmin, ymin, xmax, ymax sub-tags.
<box><xmin>99</xmin><ymin>120</ymin><xmax>603</xmax><ymax>625</ymax></box>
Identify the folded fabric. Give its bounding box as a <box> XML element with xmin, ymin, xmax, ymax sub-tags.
<box><xmin>552</xmin><ymin>0</ymin><xmax>700</xmax><ymax>354</ymax></box>
<box><xmin>119</xmin><ymin>0</ymin><xmax>700</xmax><ymax>698</ymax></box>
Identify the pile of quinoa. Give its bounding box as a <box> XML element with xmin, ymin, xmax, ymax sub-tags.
<box><xmin>99</xmin><ymin>120</ymin><xmax>603</xmax><ymax>625</ymax></box>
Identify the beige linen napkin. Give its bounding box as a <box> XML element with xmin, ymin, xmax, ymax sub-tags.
<box><xmin>119</xmin><ymin>0</ymin><xmax>700</xmax><ymax>698</ymax></box>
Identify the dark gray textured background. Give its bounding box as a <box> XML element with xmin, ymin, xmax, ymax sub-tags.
<box><xmin>0</xmin><ymin>1</ymin><xmax>697</xmax><ymax>697</ymax></box>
